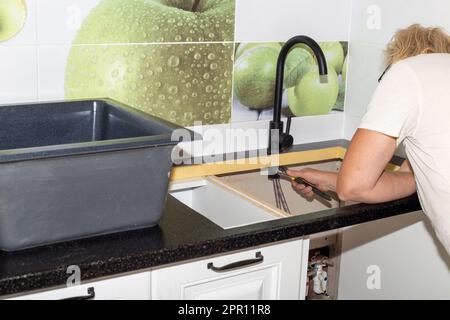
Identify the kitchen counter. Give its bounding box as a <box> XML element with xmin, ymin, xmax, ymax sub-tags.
<box><xmin>0</xmin><ymin>139</ymin><xmax>422</xmax><ymax>297</ymax></box>
<box><xmin>0</xmin><ymin>193</ymin><xmax>420</xmax><ymax>297</ymax></box>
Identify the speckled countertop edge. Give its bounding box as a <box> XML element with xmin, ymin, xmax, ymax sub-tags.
<box><xmin>0</xmin><ymin>140</ymin><xmax>419</xmax><ymax>297</ymax></box>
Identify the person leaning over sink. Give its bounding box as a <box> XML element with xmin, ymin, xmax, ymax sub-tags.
<box><xmin>288</xmin><ymin>24</ymin><xmax>450</xmax><ymax>254</ymax></box>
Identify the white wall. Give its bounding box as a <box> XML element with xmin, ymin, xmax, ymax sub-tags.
<box><xmin>344</xmin><ymin>0</ymin><xmax>450</xmax><ymax>139</ymax></box>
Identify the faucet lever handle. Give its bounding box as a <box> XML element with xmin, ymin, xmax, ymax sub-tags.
<box><xmin>285</xmin><ymin>116</ymin><xmax>292</xmax><ymax>135</ymax></box>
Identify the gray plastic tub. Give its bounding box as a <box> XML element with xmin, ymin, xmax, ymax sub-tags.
<box><xmin>0</xmin><ymin>99</ymin><xmax>188</xmax><ymax>251</ymax></box>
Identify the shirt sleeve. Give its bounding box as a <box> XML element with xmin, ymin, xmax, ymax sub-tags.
<box><xmin>359</xmin><ymin>61</ymin><xmax>420</xmax><ymax>145</ymax></box>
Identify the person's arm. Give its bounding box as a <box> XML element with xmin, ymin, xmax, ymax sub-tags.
<box><xmin>336</xmin><ymin>129</ymin><xmax>416</xmax><ymax>203</ymax></box>
<box><xmin>289</xmin><ymin>62</ymin><xmax>419</xmax><ymax>203</ymax></box>
<box><xmin>288</xmin><ymin>129</ymin><xmax>416</xmax><ymax>203</ymax></box>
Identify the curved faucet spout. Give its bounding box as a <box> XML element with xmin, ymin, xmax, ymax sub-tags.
<box><xmin>269</xmin><ymin>35</ymin><xmax>328</xmax><ymax>154</ymax></box>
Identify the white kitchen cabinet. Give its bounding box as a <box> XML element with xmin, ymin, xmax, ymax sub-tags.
<box><xmin>7</xmin><ymin>271</ymin><xmax>152</xmax><ymax>300</ymax></box>
<box><xmin>151</xmin><ymin>240</ymin><xmax>309</xmax><ymax>300</ymax></box>
<box><xmin>338</xmin><ymin>211</ymin><xmax>450</xmax><ymax>299</ymax></box>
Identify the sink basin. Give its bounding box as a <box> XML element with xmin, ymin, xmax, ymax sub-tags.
<box><xmin>213</xmin><ymin>160</ymin><xmax>343</xmax><ymax>218</ymax></box>
<box><xmin>172</xmin><ymin>159</ymin><xmax>345</xmax><ymax>229</ymax></box>
<box><xmin>0</xmin><ymin>99</ymin><xmax>187</xmax><ymax>251</ymax></box>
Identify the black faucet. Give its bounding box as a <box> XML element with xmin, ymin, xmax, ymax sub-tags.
<box><xmin>268</xmin><ymin>35</ymin><xmax>328</xmax><ymax>155</ymax></box>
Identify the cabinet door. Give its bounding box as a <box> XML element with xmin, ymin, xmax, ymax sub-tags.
<box><xmin>7</xmin><ymin>271</ymin><xmax>151</xmax><ymax>300</ymax></box>
<box><xmin>152</xmin><ymin>240</ymin><xmax>308</xmax><ymax>300</ymax></box>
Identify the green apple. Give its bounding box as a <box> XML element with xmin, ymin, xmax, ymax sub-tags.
<box><xmin>284</xmin><ymin>47</ymin><xmax>314</xmax><ymax>88</ymax></box>
<box><xmin>287</xmin><ymin>67</ymin><xmax>339</xmax><ymax>116</ymax></box>
<box><xmin>235</xmin><ymin>42</ymin><xmax>281</xmax><ymax>60</ymax></box>
<box><xmin>65</xmin><ymin>0</ymin><xmax>235</xmax><ymax>126</ymax></box>
<box><xmin>0</xmin><ymin>0</ymin><xmax>27</xmax><ymax>42</ymax></box>
<box><xmin>319</xmin><ymin>42</ymin><xmax>345</xmax><ymax>74</ymax></box>
<box><xmin>233</xmin><ymin>45</ymin><xmax>314</xmax><ymax>109</ymax></box>
<box><xmin>233</xmin><ymin>46</ymin><xmax>279</xmax><ymax>109</ymax></box>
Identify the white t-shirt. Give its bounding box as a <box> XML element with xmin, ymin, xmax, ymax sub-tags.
<box><xmin>359</xmin><ymin>53</ymin><xmax>450</xmax><ymax>253</ymax></box>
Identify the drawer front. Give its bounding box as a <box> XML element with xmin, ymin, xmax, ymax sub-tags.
<box><xmin>8</xmin><ymin>271</ymin><xmax>151</xmax><ymax>300</ymax></box>
<box><xmin>152</xmin><ymin>240</ymin><xmax>308</xmax><ymax>300</ymax></box>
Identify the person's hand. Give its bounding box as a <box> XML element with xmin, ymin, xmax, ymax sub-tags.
<box><xmin>286</xmin><ymin>169</ymin><xmax>337</xmax><ymax>200</ymax></box>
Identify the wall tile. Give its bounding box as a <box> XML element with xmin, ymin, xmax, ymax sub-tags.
<box><xmin>0</xmin><ymin>0</ymin><xmax>37</xmax><ymax>46</ymax></box>
<box><xmin>36</xmin><ymin>0</ymin><xmax>99</xmax><ymax>46</ymax></box>
<box><xmin>64</xmin><ymin>42</ymin><xmax>234</xmax><ymax>126</ymax></box>
<box><xmin>344</xmin><ymin>0</ymin><xmax>450</xmax><ymax>126</ymax></box>
<box><xmin>350</xmin><ymin>0</ymin><xmax>450</xmax><ymax>46</ymax></box>
<box><xmin>37</xmin><ymin>45</ymin><xmax>71</xmax><ymax>101</ymax></box>
<box><xmin>0</xmin><ymin>46</ymin><xmax>38</xmax><ymax>104</ymax></box>
<box><xmin>235</xmin><ymin>0</ymin><xmax>351</xmax><ymax>42</ymax></box>
<box><xmin>36</xmin><ymin>0</ymin><xmax>236</xmax><ymax>46</ymax></box>
<box><xmin>344</xmin><ymin>114</ymin><xmax>362</xmax><ymax>140</ymax></box>
<box><xmin>344</xmin><ymin>41</ymin><xmax>385</xmax><ymax>118</ymax></box>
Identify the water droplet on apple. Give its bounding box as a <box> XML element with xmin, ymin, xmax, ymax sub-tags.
<box><xmin>184</xmin><ymin>113</ymin><xmax>193</xmax><ymax>121</ymax></box>
<box><xmin>168</xmin><ymin>86</ymin><xmax>178</xmax><ymax>95</ymax></box>
<box><xmin>205</xmin><ymin>85</ymin><xmax>213</xmax><ymax>93</ymax></box>
<box><xmin>167</xmin><ymin>55</ymin><xmax>180</xmax><ymax>67</ymax></box>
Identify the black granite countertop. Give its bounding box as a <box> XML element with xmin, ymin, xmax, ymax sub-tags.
<box><xmin>0</xmin><ymin>139</ymin><xmax>421</xmax><ymax>297</ymax></box>
<box><xmin>0</xmin><ymin>193</ymin><xmax>420</xmax><ymax>297</ymax></box>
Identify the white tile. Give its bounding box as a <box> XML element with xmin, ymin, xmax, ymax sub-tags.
<box><xmin>343</xmin><ymin>114</ymin><xmax>361</xmax><ymax>140</ymax></box>
<box><xmin>235</xmin><ymin>0</ymin><xmax>352</xmax><ymax>42</ymax></box>
<box><xmin>0</xmin><ymin>0</ymin><xmax>37</xmax><ymax>46</ymax></box>
<box><xmin>344</xmin><ymin>0</ymin><xmax>450</xmax><ymax>136</ymax></box>
<box><xmin>289</xmin><ymin>113</ymin><xmax>344</xmax><ymax>144</ymax></box>
<box><xmin>344</xmin><ymin>41</ymin><xmax>385</xmax><ymax>118</ymax></box>
<box><xmin>37</xmin><ymin>45</ymin><xmax>71</xmax><ymax>101</ymax></box>
<box><xmin>231</xmin><ymin>96</ymin><xmax>260</xmax><ymax>122</ymax></box>
<box><xmin>36</xmin><ymin>0</ymin><xmax>100</xmax><ymax>45</ymax></box>
<box><xmin>0</xmin><ymin>46</ymin><xmax>38</xmax><ymax>104</ymax></box>
<box><xmin>350</xmin><ymin>0</ymin><xmax>450</xmax><ymax>45</ymax></box>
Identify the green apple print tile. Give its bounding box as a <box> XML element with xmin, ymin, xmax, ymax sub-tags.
<box><xmin>72</xmin><ymin>0</ymin><xmax>236</xmax><ymax>45</ymax></box>
<box><xmin>65</xmin><ymin>43</ymin><xmax>234</xmax><ymax>126</ymax></box>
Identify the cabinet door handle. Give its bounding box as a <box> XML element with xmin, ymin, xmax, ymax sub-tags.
<box><xmin>207</xmin><ymin>252</ymin><xmax>264</xmax><ymax>273</ymax></box>
<box><xmin>61</xmin><ymin>287</ymin><xmax>95</xmax><ymax>300</ymax></box>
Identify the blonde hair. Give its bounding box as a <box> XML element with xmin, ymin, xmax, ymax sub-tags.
<box><xmin>385</xmin><ymin>24</ymin><xmax>450</xmax><ymax>66</ymax></box>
